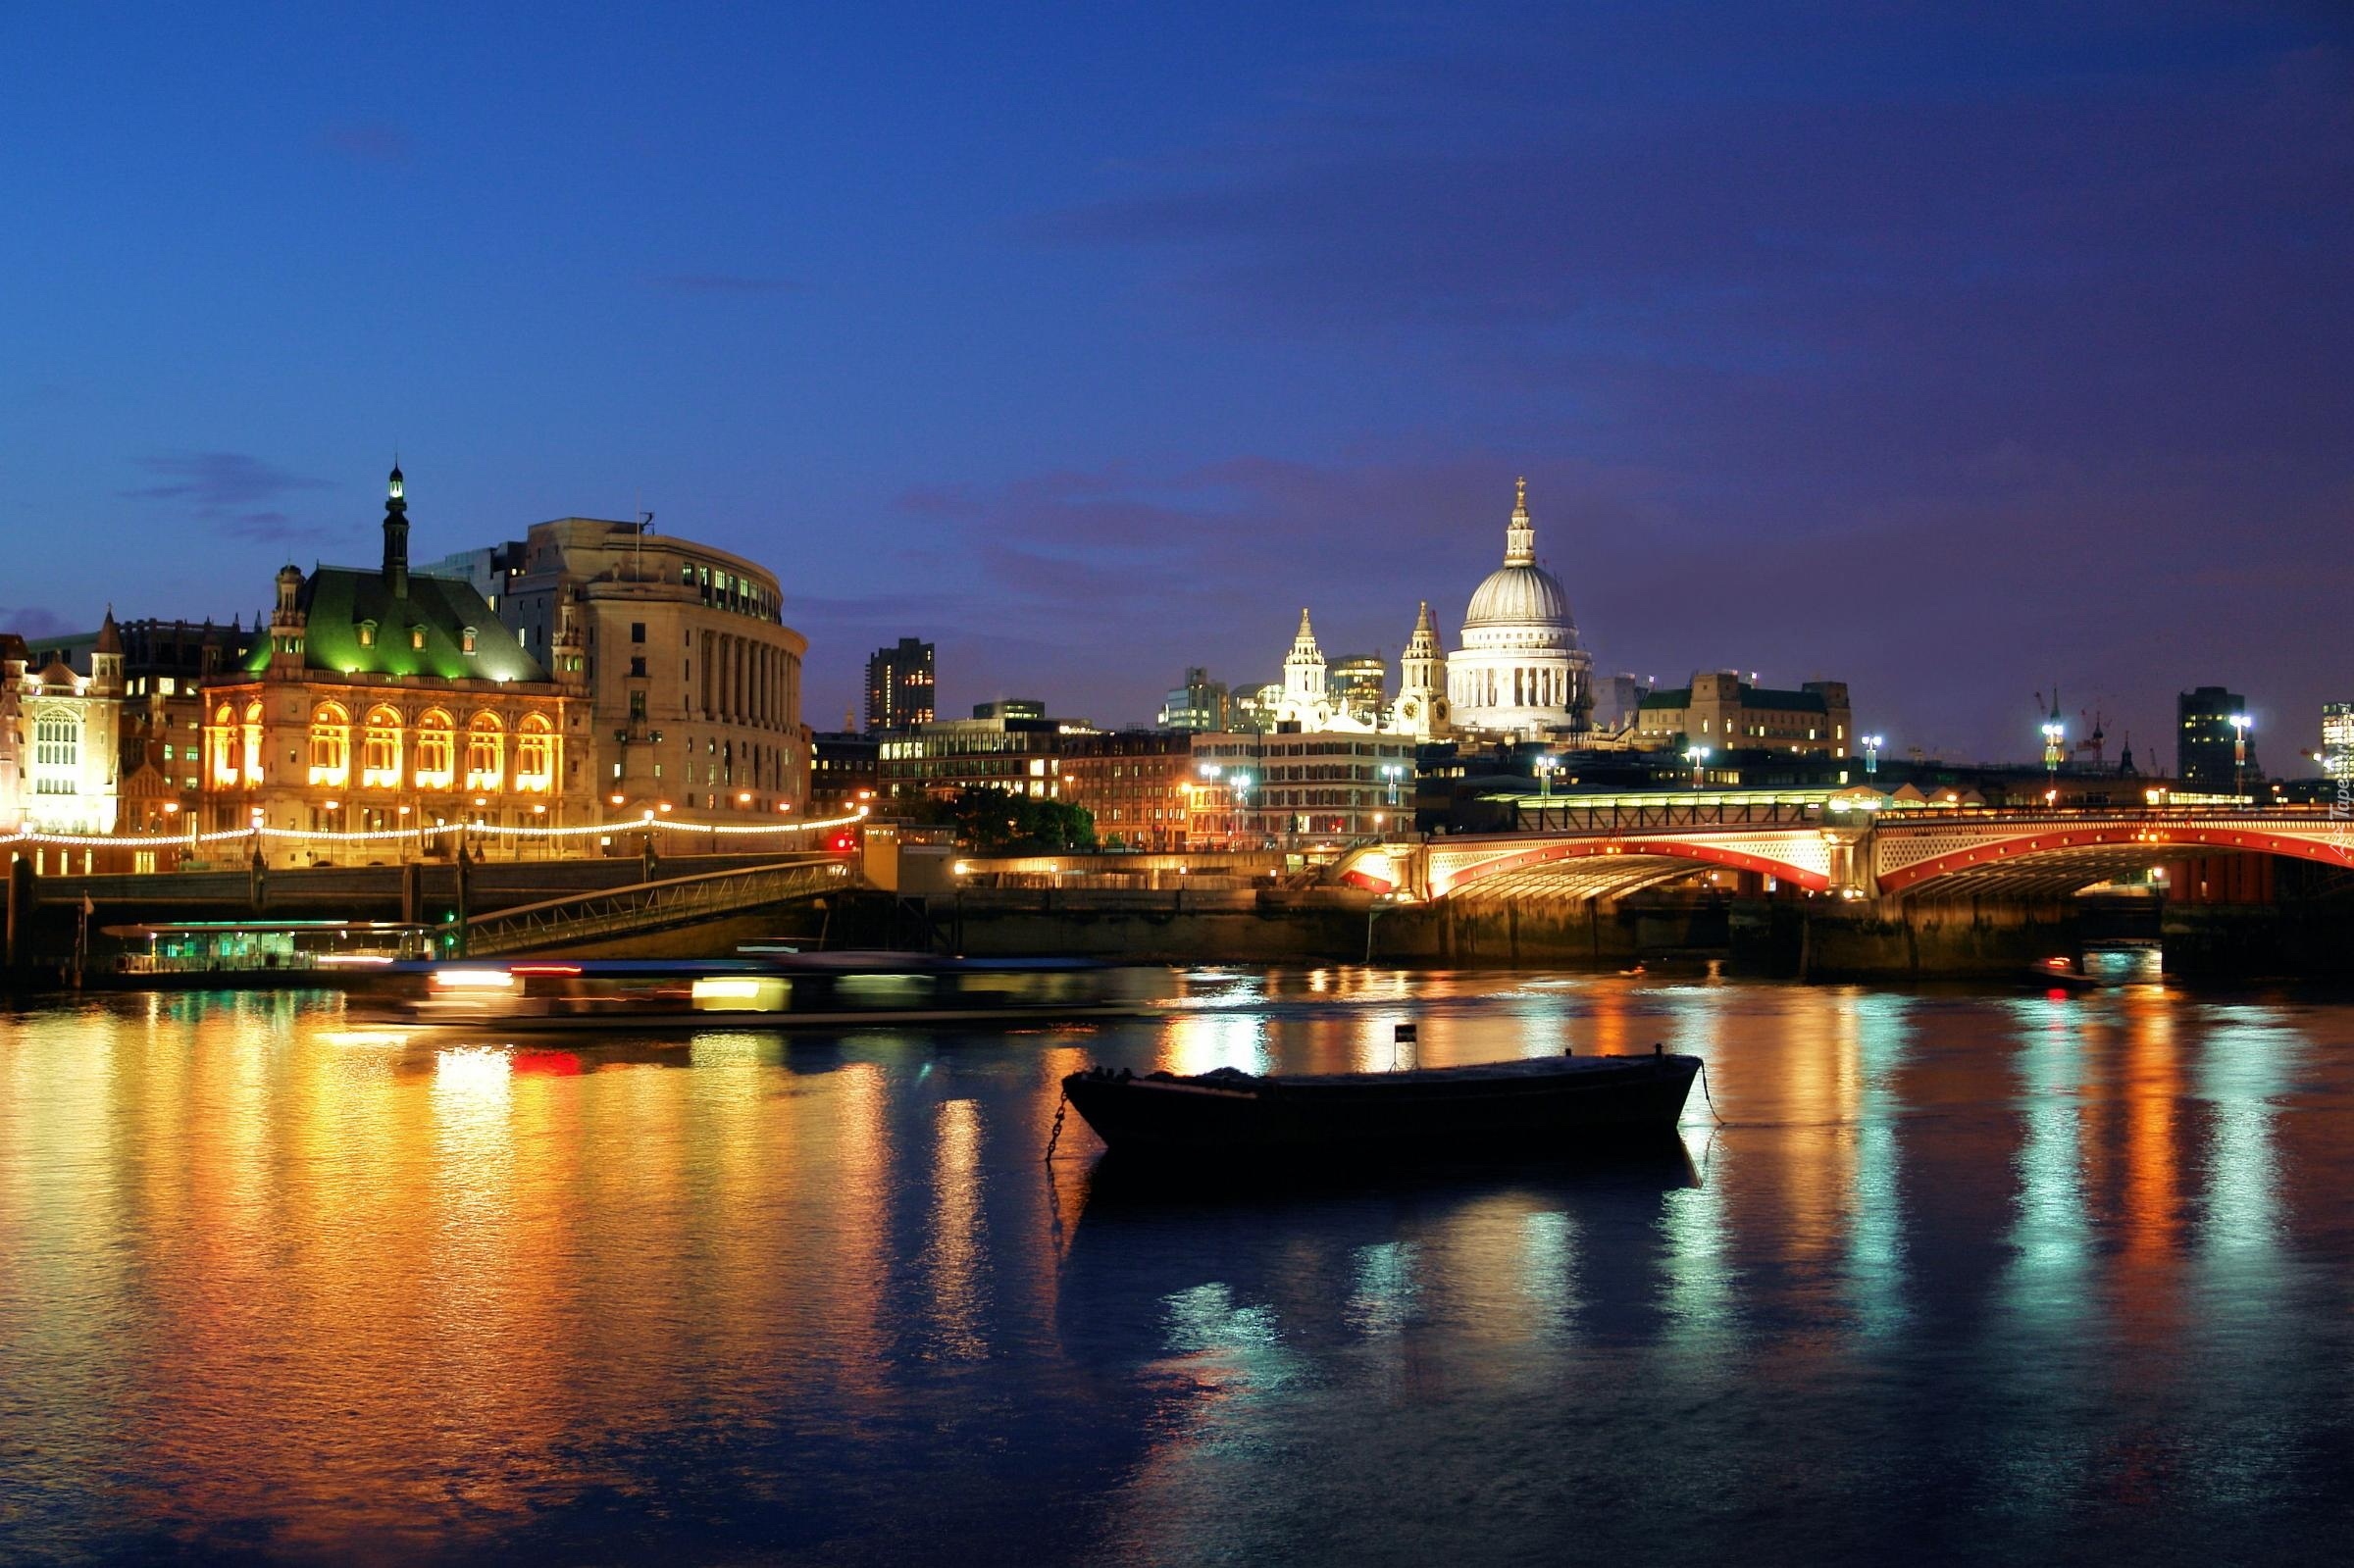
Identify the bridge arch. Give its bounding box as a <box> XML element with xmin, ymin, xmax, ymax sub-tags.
<box><xmin>1433</xmin><ymin>837</ymin><xmax>1831</xmax><ymax>902</ymax></box>
<box><xmin>1877</xmin><ymin>822</ymin><xmax>2354</xmax><ymax>898</ymax></box>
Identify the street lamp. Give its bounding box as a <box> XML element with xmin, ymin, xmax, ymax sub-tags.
<box><xmin>2230</xmin><ymin>713</ymin><xmax>2252</xmax><ymax>797</ymax></box>
<box><xmin>1861</xmin><ymin>733</ymin><xmax>1883</xmax><ymax>777</ymax></box>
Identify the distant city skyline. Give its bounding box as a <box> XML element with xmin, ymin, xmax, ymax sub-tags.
<box><xmin>4</xmin><ymin>6</ymin><xmax>2346</xmax><ymax>762</ymax></box>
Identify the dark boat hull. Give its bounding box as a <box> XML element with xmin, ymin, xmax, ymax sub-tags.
<box><xmin>1061</xmin><ymin>1053</ymin><xmax>1701</xmax><ymax>1160</ymax></box>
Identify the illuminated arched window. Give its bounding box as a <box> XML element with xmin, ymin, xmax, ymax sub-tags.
<box><xmin>241</xmin><ymin>701</ymin><xmax>265</xmax><ymax>785</ymax></box>
<box><xmin>308</xmin><ymin>703</ymin><xmax>351</xmax><ymax>786</ymax></box>
<box><xmin>465</xmin><ymin>713</ymin><xmax>504</xmax><ymax>790</ymax></box>
<box><xmin>361</xmin><ymin>706</ymin><xmax>403</xmax><ymax>786</ymax></box>
<box><xmin>208</xmin><ymin>703</ymin><xmax>239</xmax><ymax>787</ymax></box>
<box><xmin>414</xmin><ymin>709</ymin><xmax>455</xmax><ymax>789</ymax></box>
<box><xmin>515</xmin><ymin>713</ymin><xmax>555</xmax><ymax>792</ymax></box>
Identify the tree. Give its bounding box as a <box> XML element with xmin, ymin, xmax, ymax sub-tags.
<box><xmin>922</xmin><ymin>785</ymin><xmax>1095</xmax><ymax>853</ymax></box>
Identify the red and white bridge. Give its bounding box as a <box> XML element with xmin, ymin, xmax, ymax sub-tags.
<box><xmin>1334</xmin><ymin>792</ymin><xmax>2354</xmax><ymax>905</ymax></box>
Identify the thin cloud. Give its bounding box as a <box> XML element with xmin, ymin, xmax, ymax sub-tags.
<box><xmin>124</xmin><ymin>452</ymin><xmax>334</xmax><ymax>542</ymax></box>
<box><xmin>0</xmin><ymin>604</ymin><xmax>76</xmax><ymax>638</ymax></box>
<box><xmin>218</xmin><ymin>511</ymin><xmax>327</xmax><ymax>544</ymax></box>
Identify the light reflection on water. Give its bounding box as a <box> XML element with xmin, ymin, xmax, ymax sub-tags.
<box><xmin>3</xmin><ymin>969</ymin><xmax>2354</xmax><ymax>1564</ymax></box>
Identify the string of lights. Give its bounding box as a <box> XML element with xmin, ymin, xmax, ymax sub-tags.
<box><xmin>0</xmin><ymin>806</ymin><xmax>869</xmax><ymax>849</ymax></box>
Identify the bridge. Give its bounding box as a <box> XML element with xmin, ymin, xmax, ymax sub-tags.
<box><xmin>463</xmin><ymin>856</ymin><xmax>851</xmax><ymax>955</ymax></box>
<box><xmin>1336</xmin><ymin>795</ymin><xmax>2353</xmax><ymax>902</ymax></box>
<box><xmin>4</xmin><ymin>848</ymin><xmax>865</xmax><ymax>969</ymax></box>
<box><xmin>1331</xmin><ymin>792</ymin><xmax>2354</xmax><ymax>976</ymax></box>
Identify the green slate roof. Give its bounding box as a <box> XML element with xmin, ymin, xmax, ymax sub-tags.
<box><xmin>245</xmin><ymin>567</ymin><xmax>546</xmax><ymax>683</ymax></box>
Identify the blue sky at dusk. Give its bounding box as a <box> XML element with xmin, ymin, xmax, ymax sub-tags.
<box><xmin>5</xmin><ymin>3</ymin><xmax>2348</xmax><ymax>765</ymax></box>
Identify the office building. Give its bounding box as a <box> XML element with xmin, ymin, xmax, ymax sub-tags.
<box><xmin>2325</xmin><ymin>701</ymin><xmax>2353</xmax><ymax>782</ymax></box>
<box><xmin>1157</xmin><ymin>668</ymin><xmax>1232</xmax><ymax>732</ymax></box>
<box><xmin>1189</xmin><ymin>731</ymin><xmax>1419</xmax><ymax>845</ymax></box>
<box><xmin>1633</xmin><ymin>673</ymin><xmax>1853</xmax><ymax>758</ymax></box>
<box><xmin>809</xmin><ymin>731</ymin><xmax>880</xmax><ymax>819</ymax></box>
<box><xmin>866</xmin><ymin>637</ymin><xmax>935</xmax><ymax>732</ymax></box>
<box><xmin>1056</xmin><ymin>730</ymin><xmax>1196</xmax><ymax>851</ymax></box>
<box><xmin>436</xmin><ymin>516</ymin><xmax>808</xmax><ymax>821</ymax></box>
<box><xmin>2177</xmin><ymin>685</ymin><xmax>2259</xmax><ymax>792</ymax></box>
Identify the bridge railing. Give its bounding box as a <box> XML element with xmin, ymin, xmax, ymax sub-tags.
<box><xmin>463</xmin><ymin>856</ymin><xmax>853</xmax><ymax>956</ymax></box>
<box><xmin>1510</xmin><ymin>797</ymin><xmax>1828</xmax><ymax>833</ymax></box>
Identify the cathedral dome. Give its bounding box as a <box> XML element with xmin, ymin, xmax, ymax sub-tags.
<box><xmin>1464</xmin><ymin>561</ymin><xmax>1571</xmax><ymax>632</ymax></box>
<box><xmin>1449</xmin><ymin>478</ymin><xmax>1594</xmax><ymax>738</ymax></box>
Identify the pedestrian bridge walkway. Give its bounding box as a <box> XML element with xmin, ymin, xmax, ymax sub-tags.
<box><xmin>462</xmin><ymin>855</ymin><xmax>856</xmax><ymax>956</ymax></box>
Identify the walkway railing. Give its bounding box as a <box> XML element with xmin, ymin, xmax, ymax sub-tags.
<box><xmin>463</xmin><ymin>855</ymin><xmax>854</xmax><ymax>956</ymax></box>
<box><xmin>1510</xmin><ymin>797</ymin><xmax>1828</xmax><ymax>833</ymax></box>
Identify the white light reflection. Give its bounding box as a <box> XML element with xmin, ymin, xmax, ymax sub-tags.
<box><xmin>1159</xmin><ymin>1011</ymin><xmax>1272</xmax><ymax>1078</ymax></box>
<box><xmin>1346</xmin><ymin>1239</ymin><xmax>1418</xmax><ymax>1339</ymax></box>
<box><xmin>927</xmin><ymin>1097</ymin><xmax>990</xmax><ymax>1360</ymax></box>
<box><xmin>2191</xmin><ymin>1009</ymin><xmax>2292</xmax><ymax>1316</ymax></box>
<box><xmin>1844</xmin><ymin>991</ymin><xmax>1912</xmax><ymax>1337</ymax></box>
<box><xmin>1518</xmin><ymin>1210</ymin><xmax>1576</xmax><ymax>1344</ymax></box>
<box><xmin>1998</xmin><ymin>999</ymin><xmax>2091</xmax><ymax>1334</ymax></box>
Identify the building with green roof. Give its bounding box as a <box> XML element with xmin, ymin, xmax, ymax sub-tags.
<box><xmin>201</xmin><ymin>468</ymin><xmax>595</xmax><ymax>864</ymax></box>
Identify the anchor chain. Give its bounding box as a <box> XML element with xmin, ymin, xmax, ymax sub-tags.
<box><xmin>1043</xmin><ymin>1090</ymin><xmax>1070</xmax><ymax>1163</ymax></box>
<box><xmin>1695</xmin><ymin>1058</ymin><xmax>1726</xmax><ymax>1127</ymax></box>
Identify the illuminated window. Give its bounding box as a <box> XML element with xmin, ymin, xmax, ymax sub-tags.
<box><xmin>31</xmin><ymin>713</ymin><xmax>78</xmax><ymax>794</ymax></box>
<box><xmin>415</xmin><ymin>710</ymin><xmax>455</xmax><ymax>788</ymax></box>
<box><xmin>208</xmin><ymin>703</ymin><xmax>240</xmax><ymax>787</ymax></box>
<box><xmin>308</xmin><ymin>703</ymin><xmax>351</xmax><ymax>786</ymax></box>
<box><xmin>516</xmin><ymin>714</ymin><xmax>555</xmax><ymax>792</ymax></box>
<box><xmin>241</xmin><ymin>701</ymin><xmax>265</xmax><ymax>784</ymax></box>
<box><xmin>361</xmin><ymin>706</ymin><xmax>403</xmax><ymax>786</ymax></box>
<box><xmin>466</xmin><ymin>713</ymin><xmax>504</xmax><ymax>790</ymax></box>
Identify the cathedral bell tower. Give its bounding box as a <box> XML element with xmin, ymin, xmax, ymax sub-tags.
<box><xmin>1281</xmin><ymin>607</ymin><xmax>1328</xmax><ymax>719</ymax></box>
<box><xmin>1394</xmin><ymin>600</ymin><xmax>1450</xmax><ymax>739</ymax></box>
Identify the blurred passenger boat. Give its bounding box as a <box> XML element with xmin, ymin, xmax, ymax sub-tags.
<box><xmin>350</xmin><ymin>954</ymin><xmax>1142</xmax><ymax>1031</ymax></box>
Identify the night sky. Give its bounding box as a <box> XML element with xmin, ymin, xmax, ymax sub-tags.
<box><xmin>5</xmin><ymin>4</ymin><xmax>2348</xmax><ymax>766</ymax></box>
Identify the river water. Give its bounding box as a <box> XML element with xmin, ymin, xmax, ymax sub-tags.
<box><xmin>5</xmin><ymin>961</ymin><xmax>2354</xmax><ymax>1565</ymax></box>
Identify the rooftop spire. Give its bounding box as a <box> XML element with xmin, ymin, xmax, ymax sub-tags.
<box><xmin>1504</xmin><ymin>476</ymin><xmax>1535</xmax><ymax>567</ymax></box>
<box><xmin>383</xmin><ymin>460</ymin><xmax>410</xmax><ymax>598</ymax></box>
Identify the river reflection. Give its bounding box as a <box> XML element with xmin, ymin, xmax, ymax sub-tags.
<box><xmin>4</xmin><ymin>969</ymin><xmax>2354</xmax><ymax>1564</ymax></box>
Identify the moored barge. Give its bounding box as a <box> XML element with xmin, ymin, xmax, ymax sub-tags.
<box><xmin>1061</xmin><ymin>1047</ymin><xmax>1701</xmax><ymax>1160</ymax></box>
